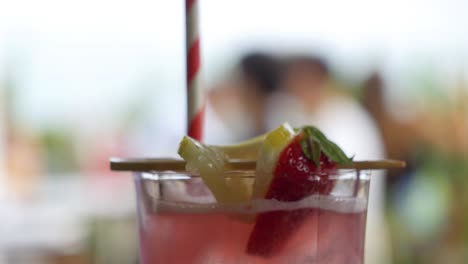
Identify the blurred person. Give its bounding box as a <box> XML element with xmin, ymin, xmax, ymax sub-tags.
<box><xmin>361</xmin><ymin>73</ymin><xmax>419</xmax><ymax>185</ymax></box>
<box><xmin>265</xmin><ymin>55</ymin><xmax>390</xmax><ymax>264</ymax></box>
<box><xmin>1</xmin><ymin>76</ymin><xmax>43</xmax><ymax>201</ymax></box>
<box><xmin>204</xmin><ymin>52</ymin><xmax>282</xmax><ymax>144</ymax></box>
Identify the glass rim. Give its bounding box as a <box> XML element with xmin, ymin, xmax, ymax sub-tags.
<box><xmin>135</xmin><ymin>169</ymin><xmax>371</xmax><ymax>181</ymax></box>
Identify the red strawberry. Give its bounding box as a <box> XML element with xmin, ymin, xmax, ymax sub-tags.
<box><xmin>246</xmin><ymin>134</ymin><xmax>337</xmax><ymax>256</ymax></box>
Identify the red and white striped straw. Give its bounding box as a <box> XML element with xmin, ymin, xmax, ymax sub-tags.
<box><xmin>185</xmin><ymin>0</ymin><xmax>205</xmax><ymax>141</ymax></box>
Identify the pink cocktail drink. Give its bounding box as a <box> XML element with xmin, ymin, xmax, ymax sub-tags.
<box><xmin>113</xmin><ymin>125</ymin><xmax>403</xmax><ymax>263</ymax></box>
<box><xmin>134</xmin><ymin>170</ymin><xmax>370</xmax><ymax>264</ymax></box>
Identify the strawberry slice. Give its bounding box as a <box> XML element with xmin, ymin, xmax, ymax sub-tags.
<box><xmin>247</xmin><ymin>127</ymin><xmax>351</xmax><ymax>257</ymax></box>
<box><xmin>267</xmin><ymin>135</ymin><xmax>336</xmax><ymax>200</ymax></box>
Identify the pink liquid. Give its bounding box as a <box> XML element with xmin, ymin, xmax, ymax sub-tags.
<box><xmin>138</xmin><ymin>201</ymin><xmax>367</xmax><ymax>264</ymax></box>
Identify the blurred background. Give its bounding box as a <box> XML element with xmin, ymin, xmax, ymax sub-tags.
<box><xmin>0</xmin><ymin>0</ymin><xmax>467</xmax><ymax>263</ymax></box>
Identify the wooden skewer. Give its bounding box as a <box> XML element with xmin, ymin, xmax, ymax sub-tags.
<box><xmin>110</xmin><ymin>158</ymin><xmax>405</xmax><ymax>172</ymax></box>
<box><xmin>339</xmin><ymin>160</ymin><xmax>406</xmax><ymax>170</ymax></box>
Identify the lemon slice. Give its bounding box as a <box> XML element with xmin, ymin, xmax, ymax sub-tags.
<box><xmin>252</xmin><ymin>123</ymin><xmax>296</xmax><ymax>199</ymax></box>
<box><xmin>178</xmin><ymin>123</ymin><xmax>296</xmax><ymax>203</ymax></box>
<box><xmin>178</xmin><ymin>136</ymin><xmax>252</xmax><ymax>203</ymax></box>
<box><xmin>209</xmin><ymin>133</ymin><xmax>266</xmax><ymax>160</ymax></box>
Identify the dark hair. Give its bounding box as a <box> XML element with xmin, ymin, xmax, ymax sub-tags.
<box><xmin>240</xmin><ymin>52</ymin><xmax>282</xmax><ymax>95</ymax></box>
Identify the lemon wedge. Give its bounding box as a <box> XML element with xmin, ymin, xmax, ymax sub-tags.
<box><xmin>178</xmin><ymin>123</ymin><xmax>296</xmax><ymax>203</ymax></box>
<box><xmin>252</xmin><ymin>123</ymin><xmax>296</xmax><ymax>199</ymax></box>
<box><xmin>209</xmin><ymin>133</ymin><xmax>266</xmax><ymax>160</ymax></box>
<box><xmin>178</xmin><ymin>136</ymin><xmax>252</xmax><ymax>203</ymax></box>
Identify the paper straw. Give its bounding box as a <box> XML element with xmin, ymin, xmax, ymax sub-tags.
<box><xmin>186</xmin><ymin>0</ymin><xmax>205</xmax><ymax>141</ymax></box>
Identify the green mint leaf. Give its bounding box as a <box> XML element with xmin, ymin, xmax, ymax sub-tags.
<box><xmin>311</xmin><ymin>139</ymin><xmax>321</xmax><ymax>167</ymax></box>
<box><xmin>323</xmin><ymin>140</ymin><xmax>353</xmax><ymax>165</ymax></box>
<box><xmin>305</xmin><ymin>128</ymin><xmax>322</xmax><ymax>167</ymax></box>
<box><xmin>300</xmin><ymin>138</ymin><xmax>313</xmax><ymax>160</ymax></box>
<box><xmin>299</xmin><ymin>126</ymin><xmax>353</xmax><ymax>166</ymax></box>
<box><xmin>300</xmin><ymin>127</ymin><xmax>321</xmax><ymax>167</ymax></box>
